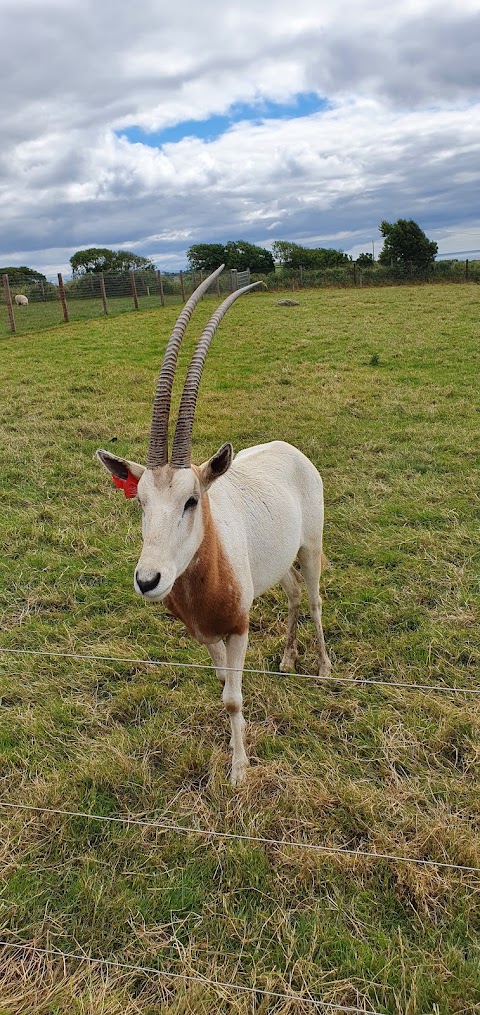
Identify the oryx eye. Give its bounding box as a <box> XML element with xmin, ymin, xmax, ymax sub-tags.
<box><xmin>184</xmin><ymin>497</ymin><xmax>198</xmax><ymax>512</ymax></box>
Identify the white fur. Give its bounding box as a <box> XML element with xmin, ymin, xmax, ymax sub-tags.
<box><xmin>98</xmin><ymin>439</ymin><xmax>331</xmax><ymax>785</ymax></box>
<box><xmin>14</xmin><ymin>294</ymin><xmax>28</xmax><ymax>306</ymax></box>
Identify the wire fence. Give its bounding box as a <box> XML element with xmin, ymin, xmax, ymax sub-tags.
<box><xmin>1</xmin><ymin>800</ymin><xmax>478</xmax><ymax>874</ymax></box>
<box><xmin>1</xmin><ymin>645</ymin><xmax>479</xmax><ymax>880</ymax></box>
<box><xmin>1</xmin><ymin>645</ymin><xmax>479</xmax><ymax>877</ymax></box>
<box><xmin>2</xmin><ymin>260</ymin><xmax>478</xmax><ymax>336</ymax></box>
<box><xmin>1</xmin><ymin>643</ymin><xmax>479</xmax><ymax>1011</ymax></box>
<box><xmin>0</xmin><ymin>941</ymin><xmax>386</xmax><ymax>1014</ymax></box>
<box><xmin>1</xmin><ymin>267</ymin><xmax>250</xmax><ymax>336</ymax></box>
<box><xmin>0</xmin><ymin>645</ymin><xmax>479</xmax><ymax>697</ymax></box>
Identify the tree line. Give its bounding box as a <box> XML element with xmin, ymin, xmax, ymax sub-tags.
<box><xmin>187</xmin><ymin>221</ymin><xmax>438</xmax><ymax>274</ymax></box>
<box><xmin>1</xmin><ymin>220</ymin><xmax>440</xmax><ymax>289</ymax></box>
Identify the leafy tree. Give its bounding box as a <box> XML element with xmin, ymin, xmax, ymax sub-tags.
<box><xmin>313</xmin><ymin>247</ymin><xmax>350</xmax><ymax>268</ymax></box>
<box><xmin>0</xmin><ymin>265</ymin><xmax>58</xmax><ymax>302</ymax></box>
<box><xmin>272</xmin><ymin>241</ymin><xmax>315</xmax><ymax>268</ymax></box>
<box><xmin>356</xmin><ymin>252</ymin><xmax>374</xmax><ymax>267</ymax></box>
<box><xmin>112</xmin><ymin>252</ymin><xmax>155</xmax><ymax>272</ymax></box>
<box><xmin>378</xmin><ymin>219</ymin><xmax>437</xmax><ymax>272</ymax></box>
<box><xmin>272</xmin><ymin>241</ymin><xmax>296</xmax><ymax>265</ymax></box>
<box><xmin>187</xmin><ymin>240</ymin><xmax>274</xmax><ymax>275</ymax></box>
<box><xmin>186</xmin><ymin>244</ymin><xmax>226</xmax><ymax>273</ymax></box>
<box><xmin>0</xmin><ymin>266</ymin><xmax>48</xmax><ymax>283</ymax></box>
<box><xmin>224</xmin><ymin>240</ymin><xmax>274</xmax><ymax>274</ymax></box>
<box><xmin>70</xmin><ymin>248</ymin><xmax>154</xmax><ymax>275</ymax></box>
<box><xmin>272</xmin><ymin>241</ymin><xmax>349</xmax><ymax>270</ymax></box>
<box><xmin>70</xmin><ymin>248</ymin><xmax>115</xmax><ymax>274</ymax></box>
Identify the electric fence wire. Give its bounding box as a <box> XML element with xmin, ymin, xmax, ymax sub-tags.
<box><xmin>1</xmin><ymin>801</ymin><xmax>478</xmax><ymax>874</ymax></box>
<box><xmin>0</xmin><ymin>939</ymin><xmax>388</xmax><ymax>1014</ymax></box>
<box><xmin>0</xmin><ymin>646</ymin><xmax>478</xmax><ymax>696</ymax></box>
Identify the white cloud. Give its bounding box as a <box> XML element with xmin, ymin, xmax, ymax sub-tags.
<box><xmin>0</xmin><ymin>0</ymin><xmax>479</xmax><ymax>273</ymax></box>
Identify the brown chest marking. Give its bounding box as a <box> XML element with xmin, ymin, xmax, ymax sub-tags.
<box><xmin>164</xmin><ymin>495</ymin><xmax>248</xmax><ymax>643</ymax></box>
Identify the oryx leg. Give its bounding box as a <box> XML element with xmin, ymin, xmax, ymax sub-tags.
<box><xmin>207</xmin><ymin>639</ymin><xmax>227</xmax><ymax>685</ymax></box>
<box><xmin>298</xmin><ymin>548</ymin><xmax>331</xmax><ymax>678</ymax></box>
<box><xmin>279</xmin><ymin>565</ymin><xmax>303</xmax><ymax>673</ymax></box>
<box><xmin>223</xmin><ymin>631</ymin><xmax>249</xmax><ymax>785</ymax></box>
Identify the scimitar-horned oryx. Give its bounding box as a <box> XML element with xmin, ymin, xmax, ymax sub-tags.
<box><xmin>97</xmin><ymin>264</ymin><xmax>331</xmax><ymax>784</ymax></box>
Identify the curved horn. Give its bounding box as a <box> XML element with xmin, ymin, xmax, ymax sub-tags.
<box><xmin>146</xmin><ymin>264</ymin><xmax>226</xmax><ymax>469</ymax></box>
<box><xmin>170</xmin><ymin>280</ymin><xmax>264</xmax><ymax>468</ymax></box>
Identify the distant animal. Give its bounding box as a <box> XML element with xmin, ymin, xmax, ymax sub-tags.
<box><xmin>14</xmin><ymin>294</ymin><xmax>28</xmax><ymax>306</ymax></box>
<box><xmin>97</xmin><ymin>265</ymin><xmax>330</xmax><ymax>784</ymax></box>
<box><xmin>277</xmin><ymin>299</ymin><xmax>300</xmax><ymax>306</ymax></box>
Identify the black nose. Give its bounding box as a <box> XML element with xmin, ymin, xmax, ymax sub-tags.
<box><xmin>136</xmin><ymin>571</ymin><xmax>161</xmax><ymax>594</ymax></box>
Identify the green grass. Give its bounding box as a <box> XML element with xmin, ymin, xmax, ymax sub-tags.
<box><xmin>0</xmin><ymin>285</ymin><xmax>479</xmax><ymax>1013</ymax></box>
<box><xmin>2</xmin><ymin>292</ymin><xmax>184</xmax><ymax>335</ymax></box>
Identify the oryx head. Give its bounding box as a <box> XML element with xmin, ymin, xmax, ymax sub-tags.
<box><xmin>97</xmin><ymin>265</ymin><xmax>262</xmax><ymax>601</ymax></box>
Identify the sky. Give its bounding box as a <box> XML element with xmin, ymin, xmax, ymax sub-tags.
<box><xmin>1</xmin><ymin>0</ymin><xmax>479</xmax><ymax>277</ymax></box>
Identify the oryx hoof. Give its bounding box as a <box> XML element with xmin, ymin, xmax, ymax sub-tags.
<box><xmin>280</xmin><ymin>652</ymin><xmax>297</xmax><ymax>673</ymax></box>
<box><xmin>231</xmin><ymin>758</ymin><xmax>249</xmax><ymax>785</ymax></box>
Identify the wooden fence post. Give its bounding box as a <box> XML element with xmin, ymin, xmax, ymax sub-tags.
<box><xmin>156</xmin><ymin>270</ymin><xmax>165</xmax><ymax>306</ymax></box>
<box><xmin>129</xmin><ymin>270</ymin><xmax>139</xmax><ymax>310</ymax></box>
<box><xmin>2</xmin><ymin>274</ymin><xmax>16</xmax><ymax>333</ymax></box>
<box><xmin>465</xmin><ymin>259</ymin><xmax>469</xmax><ymax>282</ymax></box>
<box><xmin>99</xmin><ymin>272</ymin><xmax>108</xmax><ymax>315</ymax></box>
<box><xmin>299</xmin><ymin>265</ymin><xmax>303</xmax><ymax>287</ymax></box>
<box><xmin>216</xmin><ymin>274</ymin><xmax>220</xmax><ymax>297</ymax></box>
<box><xmin>353</xmin><ymin>261</ymin><xmax>357</xmax><ymax>286</ymax></box>
<box><xmin>57</xmin><ymin>273</ymin><xmax>69</xmax><ymax>322</ymax></box>
<box><xmin>199</xmin><ymin>270</ymin><xmax>204</xmax><ymax>297</ymax></box>
<box><xmin>179</xmin><ymin>271</ymin><xmax>185</xmax><ymax>302</ymax></box>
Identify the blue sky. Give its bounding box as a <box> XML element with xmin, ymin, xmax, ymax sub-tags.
<box><xmin>118</xmin><ymin>94</ymin><xmax>329</xmax><ymax>147</ymax></box>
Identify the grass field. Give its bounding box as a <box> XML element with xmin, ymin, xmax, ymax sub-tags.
<box><xmin>2</xmin><ymin>293</ymin><xmax>180</xmax><ymax>336</ymax></box>
<box><xmin>1</xmin><ymin>284</ymin><xmax>479</xmax><ymax>1014</ymax></box>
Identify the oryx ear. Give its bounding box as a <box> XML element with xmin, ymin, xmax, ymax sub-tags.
<box><xmin>96</xmin><ymin>450</ymin><xmax>145</xmax><ymax>498</ymax></box>
<box><xmin>198</xmin><ymin>442</ymin><xmax>233</xmax><ymax>491</ymax></box>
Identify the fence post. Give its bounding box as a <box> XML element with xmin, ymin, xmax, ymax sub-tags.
<box><xmin>179</xmin><ymin>271</ymin><xmax>185</xmax><ymax>303</ymax></box>
<box><xmin>57</xmin><ymin>273</ymin><xmax>69</xmax><ymax>322</ymax></box>
<box><xmin>353</xmin><ymin>261</ymin><xmax>357</xmax><ymax>286</ymax></box>
<box><xmin>2</xmin><ymin>274</ymin><xmax>16</xmax><ymax>333</ymax></box>
<box><xmin>216</xmin><ymin>274</ymin><xmax>220</xmax><ymax>297</ymax></box>
<box><xmin>199</xmin><ymin>270</ymin><xmax>204</xmax><ymax>297</ymax></box>
<box><xmin>99</xmin><ymin>272</ymin><xmax>108</xmax><ymax>315</ymax></box>
<box><xmin>156</xmin><ymin>270</ymin><xmax>165</xmax><ymax>307</ymax></box>
<box><xmin>299</xmin><ymin>265</ymin><xmax>303</xmax><ymax>287</ymax></box>
<box><xmin>465</xmin><ymin>259</ymin><xmax>469</xmax><ymax>282</ymax></box>
<box><xmin>129</xmin><ymin>271</ymin><xmax>139</xmax><ymax>310</ymax></box>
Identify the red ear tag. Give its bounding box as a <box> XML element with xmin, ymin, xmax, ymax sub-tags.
<box><xmin>112</xmin><ymin>472</ymin><xmax>139</xmax><ymax>498</ymax></box>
